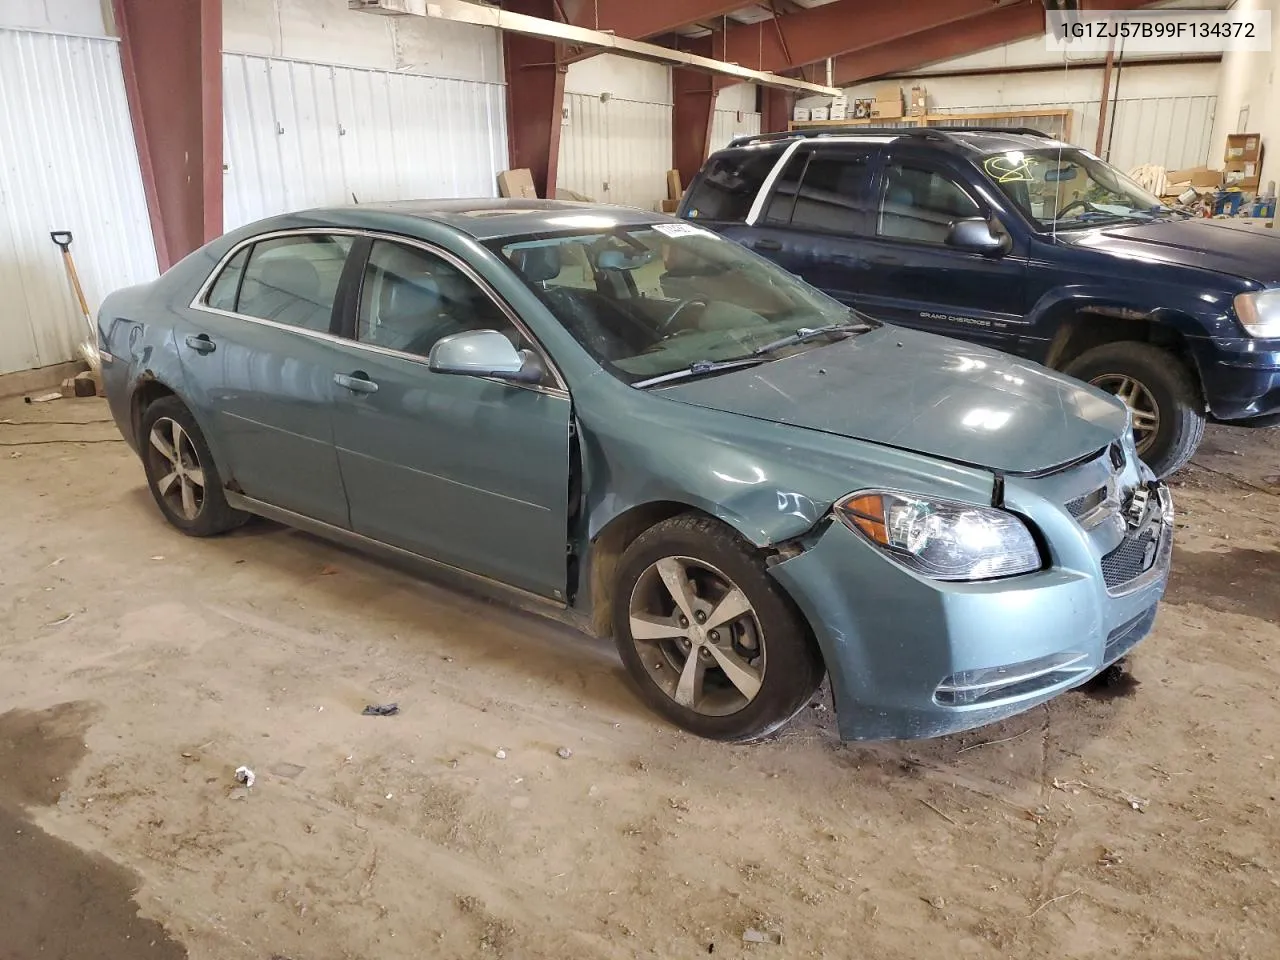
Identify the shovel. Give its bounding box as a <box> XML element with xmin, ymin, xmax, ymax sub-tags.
<box><xmin>50</xmin><ymin>230</ymin><xmax>100</xmax><ymax>374</ymax></box>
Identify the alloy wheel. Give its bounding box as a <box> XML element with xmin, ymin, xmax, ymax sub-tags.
<box><xmin>147</xmin><ymin>417</ymin><xmax>206</xmax><ymax>521</ymax></box>
<box><xmin>1091</xmin><ymin>374</ymin><xmax>1160</xmax><ymax>455</ymax></box>
<box><xmin>627</xmin><ymin>556</ymin><xmax>765</xmax><ymax>716</ymax></box>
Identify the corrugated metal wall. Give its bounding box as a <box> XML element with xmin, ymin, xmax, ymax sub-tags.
<box><xmin>711</xmin><ymin>108</ymin><xmax>763</xmax><ymax>152</ymax></box>
<box><xmin>931</xmin><ymin>95</ymin><xmax>1217</xmax><ymax>173</ymax></box>
<box><xmin>558</xmin><ymin>93</ymin><xmax>673</xmax><ymax>210</ymax></box>
<box><xmin>222</xmin><ymin>54</ymin><xmax>508</xmax><ymax>230</ymax></box>
<box><xmin>0</xmin><ymin>28</ymin><xmax>157</xmax><ymax>375</ymax></box>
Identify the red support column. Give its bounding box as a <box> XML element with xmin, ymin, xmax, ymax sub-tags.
<box><xmin>761</xmin><ymin>86</ymin><xmax>795</xmax><ymax>134</ymax></box>
<box><xmin>672</xmin><ymin>39</ymin><xmax>717</xmax><ymax>189</ymax></box>
<box><xmin>113</xmin><ymin>0</ymin><xmax>222</xmax><ymax>271</ymax></box>
<box><xmin>503</xmin><ymin>0</ymin><xmax>566</xmax><ymax>200</ymax></box>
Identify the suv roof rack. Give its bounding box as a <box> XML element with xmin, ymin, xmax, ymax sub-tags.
<box><xmin>727</xmin><ymin>125</ymin><xmax>1054</xmax><ymax>149</ymax></box>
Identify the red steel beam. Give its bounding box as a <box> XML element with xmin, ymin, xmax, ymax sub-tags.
<box><xmin>710</xmin><ymin>0</ymin><xmax>1000</xmax><ymax>74</ymax></box>
<box><xmin>672</xmin><ymin>38</ymin><xmax>718</xmax><ymax>188</ymax></box>
<box><xmin>760</xmin><ymin>85</ymin><xmax>795</xmax><ymax>134</ymax></box>
<box><xmin>831</xmin><ymin>0</ymin><xmax>1160</xmax><ymax>85</ymax></box>
<box><xmin>558</xmin><ymin>0</ymin><xmax>746</xmax><ymax>39</ymax></box>
<box><xmin>503</xmin><ymin>0</ymin><xmax>566</xmax><ymax>199</ymax></box>
<box><xmin>113</xmin><ymin>0</ymin><xmax>222</xmax><ymax>271</ymax></box>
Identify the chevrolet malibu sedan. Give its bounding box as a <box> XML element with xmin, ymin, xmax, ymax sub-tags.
<box><xmin>98</xmin><ymin>200</ymin><xmax>1172</xmax><ymax>742</ymax></box>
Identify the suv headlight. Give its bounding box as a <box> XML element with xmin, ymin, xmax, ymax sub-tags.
<box><xmin>1233</xmin><ymin>290</ymin><xmax>1280</xmax><ymax>337</ymax></box>
<box><xmin>835</xmin><ymin>491</ymin><xmax>1042</xmax><ymax>581</ymax></box>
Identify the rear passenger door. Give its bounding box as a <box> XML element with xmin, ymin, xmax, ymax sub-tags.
<box><xmin>857</xmin><ymin>154</ymin><xmax>1027</xmax><ymax>349</ymax></box>
<box><xmin>743</xmin><ymin>145</ymin><xmax>880</xmax><ymax>306</ymax></box>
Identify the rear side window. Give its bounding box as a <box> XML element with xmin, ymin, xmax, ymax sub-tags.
<box><xmin>789</xmin><ymin>153</ymin><xmax>874</xmax><ymax>233</ymax></box>
<box><xmin>879</xmin><ymin>162</ymin><xmax>982</xmax><ymax>244</ymax></box>
<box><xmin>685</xmin><ymin>148</ymin><xmax>782</xmax><ymax>223</ymax></box>
<box><xmin>763</xmin><ymin>151</ymin><xmax>809</xmax><ymax>225</ymax></box>
<box><xmin>234</xmin><ymin>235</ymin><xmax>354</xmax><ymax>332</ymax></box>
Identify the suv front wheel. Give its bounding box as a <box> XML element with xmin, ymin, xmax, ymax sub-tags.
<box><xmin>1064</xmin><ymin>341</ymin><xmax>1205</xmax><ymax>478</ymax></box>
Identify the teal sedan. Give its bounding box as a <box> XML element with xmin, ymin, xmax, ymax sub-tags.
<box><xmin>98</xmin><ymin>200</ymin><xmax>1172</xmax><ymax>742</ymax></box>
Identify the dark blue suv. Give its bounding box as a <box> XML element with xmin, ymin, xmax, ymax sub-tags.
<box><xmin>680</xmin><ymin>127</ymin><xmax>1280</xmax><ymax>476</ymax></box>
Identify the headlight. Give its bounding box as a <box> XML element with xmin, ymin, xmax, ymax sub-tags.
<box><xmin>834</xmin><ymin>491</ymin><xmax>1042</xmax><ymax>581</ymax></box>
<box><xmin>1233</xmin><ymin>290</ymin><xmax>1280</xmax><ymax>338</ymax></box>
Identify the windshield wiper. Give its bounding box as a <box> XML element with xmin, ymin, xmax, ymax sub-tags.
<box><xmin>752</xmin><ymin>321</ymin><xmax>871</xmax><ymax>357</ymax></box>
<box><xmin>632</xmin><ymin>357</ymin><xmax>767</xmax><ymax>389</ymax></box>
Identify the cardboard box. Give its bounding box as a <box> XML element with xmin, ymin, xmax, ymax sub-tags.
<box><xmin>497</xmin><ymin>168</ymin><xmax>538</xmax><ymax>200</ymax></box>
<box><xmin>1166</xmin><ymin>166</ymin><xmax>1222</xmax><ymax>189</ymax></box>
<box><xmin>665</xmin><ymin>169</ymin><xmax>683</xmax><ymax>202</ymax></box>
<box><xmin>830</xmin><ymin>96</ymin><xmax>849</xmax><ymax>121</ymax></box>
<box><xmin>1226</xmin><ymin>133</ymin><xmax>1262</xmax><ymax>161</ymax></box>
<box><xmin>660</xmin><ymin>199</ymin><xmax>680</xmax><ymax>214</ymax></box>
<box><xmin>871</xmin><ymin>99</ymin><xmax>904</xmax><ymax>119</ymax></box>
<box><xmin>810</xmin><ymin>107</ymin><xmax>830</xmax><ymax>122</ymax></box>
<box><xmin>908</xmin><ymin>85</ymin><xmax>927</xmax><ymax>117</ymax></box>
<box><xmin>874</xmin><ymin>83</ymin><xmax>902</xmax><ymax>104</ymax></box>
<box><xmin>792</xmin><ymin>106</ymin><xmax>811</xmax><ymax>122</ymax></box>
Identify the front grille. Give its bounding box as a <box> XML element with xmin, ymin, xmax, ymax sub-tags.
<box><xmin>1101</xmin><ymin>528</ymin><xmax>1158</xmax><ymax>590</ymax></box>
<box><xmin>1104</xmin><ymin>604</ymin><xmax>1158</xmax><ymax>664</ymax></box>
<box><xmin>1065</xmin><ymin>486</ymin><xmax>1107</xmax><ymax>519</ymax></box>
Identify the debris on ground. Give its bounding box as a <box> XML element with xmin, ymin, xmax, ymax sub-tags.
<box><xmin>234</xmin><ymin>766</ymin><xmax>255</xmax><ymax>787</ymax></box>
<box><xmin>742</xmin><ymin>928</ymin><xmax>782</xmax><ymax>945</ymax></box>
<box><xmin>361</xmin><ymin>703</ymin><xmax>400</xmax><ymax>717</ymax></box>
<box><xmin>922</xmin><ymin>896</ymin><xmax>947</xmax><ymax>910</ymax></box>
<box><xmin>556</xmin><ymin>747</ymin><xmax>573</xmax><ymax>759</ymax></box>
<box><xmin>1098</xmin><ymin>847</ymin><xmax>1124</xmax><ymax>867</ymax></box>
<box><xmin>24</xmin><ymin>391</ymin><xmax>62</xmax><ymax>404</ymax></box>
<box><xmin>495</xmin><ymin>749</ymin><xmax>507</xmax><ymax>760</ymax></box>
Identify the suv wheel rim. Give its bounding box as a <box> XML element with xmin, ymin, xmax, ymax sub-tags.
<box><xmin>148</xmin><ymin>417</ymin><xmax>206</xmax><ymax>521</ymax></box>
<box><xmin>627</xmin><ymin>556</ymin><xmax>765</xmax><ymax>716</ymax></box>
<box><xmin>1090</xmin><ymin>374</ymin><xmax>1160</xmax><ymax>455</ymax></box>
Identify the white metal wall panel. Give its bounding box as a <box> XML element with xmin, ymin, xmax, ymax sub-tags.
<box><xmin>558</xmin><ymin>93</ymin><xmax>673</xmax><ymax>210</ymax></box>
<box><xmin>0</xmin><ymin>28</ymin><xmax>157</xmax><ymax>375</ymax></box>
<box><xmin>223</xmin><ymin>54</ymin><xmax>508</xmax><ymax>230</ymax></box>
<box><xmin>931</xmin><ymin>95</ymin><xmax>1217</xmax><ymax>172</ymax></box>
<box><xmin>711</xmin><ymin>108</ymin><xmax>762</xmax><ymax>151</ymax></box>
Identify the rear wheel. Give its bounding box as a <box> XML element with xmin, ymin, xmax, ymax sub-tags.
<box><xmin>1064</xmin><ymin>341</ymin><xmax>1205</xmax><ymax>478</ymax></box>
<box><xmin>612</xmin><ymin>514</ymin><xmax>824</xmax><ymax>742</ymax></box>
<box><xmin>140</xmin><ymin>396</ymin><xmax>247</xmax><ymax>536</ymax></box>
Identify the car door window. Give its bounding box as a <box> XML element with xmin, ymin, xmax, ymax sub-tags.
<box><xmin>762</xmin><ymin>150</ymin><xmax>810</xmax><ymax>225</ymax></box>
<box><xmin>789</xmin><ymin>152</ymin><xmax>874</xmax><ymax>233</ymax></box>
<box><xmin>684</xmin><ymin>147</ymin><xmax>785</xmax><ymax>223</ymax></box>
<box><xmin>232</xmin><ymin>234</ymin><xmax>354</xmax><ymax>331</ymax></box>
<box><xmin>878</xmin><ymin>162</ymin><xmax>982</xmax><ymax>244</ymax></box>
<box><xmin>205</xmin><ymin>246</ymin><xmax>249</xmax><ymax>311</ymax></box>
<box><xmin>357</xmin><ymin>240</ymin><xmax>555</xmax><ymax>385</ymax></box>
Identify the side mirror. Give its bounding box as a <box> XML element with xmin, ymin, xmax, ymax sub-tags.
<box><xmin>428</xmin><ymin>329</ymin><xmax>544</xmax><ymax>384</ymax></box>
<box><xmin>947</xmin><ymin>217</ymin><xmax>1008</xmax><ymax>256</ymax></box>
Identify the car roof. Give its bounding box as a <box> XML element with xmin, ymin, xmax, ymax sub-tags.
<box><xmin>290</xmin><ymin>198</ymin><xmax>667</xmax><ymax>242</ymax></box>
<box><xmin>722</xmin><ymin>127</ymin><xmax>1072</xmax><ymax>160</ymax></box>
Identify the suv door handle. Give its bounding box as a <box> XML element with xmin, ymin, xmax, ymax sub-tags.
<box><xmin>334</xmin><ymin>372</ymin><xmax>379</xmax><ymax>395</ymax></box>
<box><xmin>870</xmin><ymin>254</ymin><xmax>901</xmax><ymax>266</ymax></box>
<box><xmin>184</xmin><ymin>333</ymin><xmax>216</xmax><ymax>354</ymax></box>
<box><xmin>753</xmin><ymin>238</ymin><xmax>782</xmax><ymax>252</ymax></box>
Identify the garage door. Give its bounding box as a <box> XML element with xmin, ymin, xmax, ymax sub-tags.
<box><xmin>222</xmin><ymin>54</ymin><xmax>509</xmax><ymax>230</ymax></box>
<box><xmin>0</xmin><ymin>28</ymin><xmax>157</xmax><ymax>376</ymax></box>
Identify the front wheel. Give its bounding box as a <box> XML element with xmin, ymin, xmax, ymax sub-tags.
<box><xmin>1064</xmin><ymin>342</ymin><xmax>1205</xmax><ymax>478</ymax></box>
<box><xmin>612</xmin><ymin>514</ymin><xmax>825</xmax><ymax>742</ymax></box>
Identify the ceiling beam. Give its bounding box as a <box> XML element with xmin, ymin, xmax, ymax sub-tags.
<box><xmin>556</xmin><ymin>0</ymin><xmax>747</xmax><ymax>39</ymax></box>
<box><xmin>710</xmin><ymin>0</ymin><xmax>1007</xmax><ymax>74</ymax></box>
<box><xmin>832</xmin><ymin>0</ymin><xmax>1162</xmax><ymax>85</ymax></box>
<box><xmin>351</xmin><ymin>0</ymin><xmax>840</xmax><ymax>94</ymax></box>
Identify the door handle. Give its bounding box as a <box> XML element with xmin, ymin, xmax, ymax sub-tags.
<box><xmin>334</xmin><ymin>371</ymin><xmax>379</xmax><ymax>395</ymax></box>
<box><xmin>753</xmin><ymin>238</ymin><xmax>782</xmax><ymax>252</ymax></box>
<box><xmin>869</xmin><ymin>255</ymin><xmax>902</xmax><ymax>266</ymax></box>
<box><xmin>184</xmin><ymin>333</ymin><xmax>216</xmax><ymax>354</ymax></box>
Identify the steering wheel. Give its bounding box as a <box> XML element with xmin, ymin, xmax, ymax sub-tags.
<box><xmin>662</xmin><ymin>298</ymin><xmax>708</xmax><ymax>333</ymax></box>
<box><xmin>1055</xmin><ymin>198</ymin><xmax>1099</xmax><ymax>219</ymax></box>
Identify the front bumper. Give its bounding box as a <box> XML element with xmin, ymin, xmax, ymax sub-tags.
<box><xmin>771</xmin><ymin>473</ymin><xmax>1172</xmax><ymax>741</ymax></box>
<box><xmin>1194</xmin><ymin>336</ymin><xmax>1280</xmax><ymax>421</ymax></box>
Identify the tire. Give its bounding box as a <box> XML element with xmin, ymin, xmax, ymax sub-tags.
<box><xmin>1064</xmin><ymin>341</ymin><xmax>1206</xmax><ymax>478</ymax></box>
<box><xmin>139</xmin><ymin>396</ymin><xmax>248</xmax><ymax>537</ymax></box>
<box><xmin>611</xmin><ymin>513</ymin><xmax>825</xmax><ymax>742</ymax></box>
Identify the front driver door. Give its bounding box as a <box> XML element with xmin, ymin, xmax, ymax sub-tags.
<box><xmin>327</xmin><ymin>238</ymin><xmax>572</xmax><ymax>600</ymax></box>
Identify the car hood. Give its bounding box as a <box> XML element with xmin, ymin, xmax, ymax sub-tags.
<box><xmin>656</xmin><ymin>327</ymin><xmax>1127</xmax><ymax>475</ymax></box>
<box><xmin>1058</xmin><ymin>218</ymin><xmax>1280</xmax><ymax>284</ymax></box>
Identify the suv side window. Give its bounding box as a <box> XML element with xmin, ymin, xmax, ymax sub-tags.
<box><xmin>685</xmin><ymin>147</ymin><xmax>783</xmax><ymax>223</ymax></box>
<box><xmin>789</xmin><ymin>151</ymin><xmax>875</xmax><ymax>233</ymax></box>
<box><xmin>234</xmin><ymin>234</ymin><xmax>354</xmax><ymax>331</ymax></box>
<box><xmin>878</xmin><ymin>162</ymin><xmax>982</xmax><ymax>244</ymax></box>
<box><xmin>762</xmin><ymin>150</ymin><xmax>809</xmax><ymax>225</ymax></box>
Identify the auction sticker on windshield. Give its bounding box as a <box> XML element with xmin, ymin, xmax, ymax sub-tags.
<box><xmin>652</xmin><ymin>223</ymin><xmax>712</xmax><ymax>239</ymax></box>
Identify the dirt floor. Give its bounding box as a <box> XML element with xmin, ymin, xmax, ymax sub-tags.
<box><xmin>1</xmin><ymin>392</ymin><xmax>1278</xmax><ymax>960</ymax></box>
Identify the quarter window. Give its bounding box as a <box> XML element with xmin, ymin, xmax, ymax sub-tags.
<box><xmin>231</xmin><ymin>234</ymin><xmax>354</xmax><ymax>332</ymax></box>
<box><xmin>205</xmin><ymin>247</ymin><xmax>248</xmax><ymax>311</ymax></box>
<box><xmin>789</xmin><ymin>153</ymin><xmax>874</xmax><ymax>233</ymax></box>
<box><xmin>684</xmin><ymin>147</ymin><xmax>784</xmax><ymax>223</ymax></box>
<box><xmin>878</xmin><ymin>163</ymin><xmax>982</xmax><ymax>244</ymax></box>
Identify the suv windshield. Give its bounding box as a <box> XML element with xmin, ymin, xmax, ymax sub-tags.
<box><xmin>496</xmin><ymin>221</ymin><xmax>869</xmax><ymax>385</ymax></box>
<box><xmin>982</xmin><ymin>147</ymin><xmax>1171</xmax><ymax>228</ymax></box>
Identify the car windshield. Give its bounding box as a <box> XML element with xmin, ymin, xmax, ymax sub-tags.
<box><xmin>982</xmin><ymin>147</ymin><xmax>1172</xmax><ymax>228</ymax></box>
<box><xmin>495</xmin><ymin>222</ymin><xmax>869</xmax><ymax>385</ymax></box>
